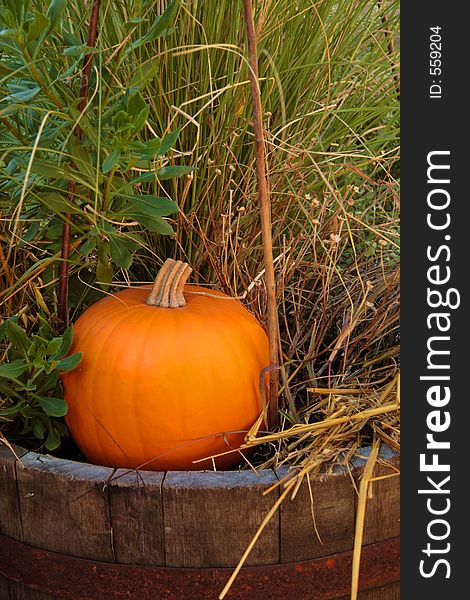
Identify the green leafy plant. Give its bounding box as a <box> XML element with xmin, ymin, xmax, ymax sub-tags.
<box><xmin>0</xmin><ymin>317</ymin><xmax>81</xmax><ymax>450</ymax></box>
<box><xmin>0</xmin><ymin>0</ymin><xmax>188</xmax><ymax>304</ymax></box>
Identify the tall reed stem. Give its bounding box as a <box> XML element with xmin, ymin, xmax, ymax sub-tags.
<box><xmin>58</xmin><ymin>0</ymin><xmax>102</xmax><ymax>326</ymax></box>
<box><xmin>242</xmin><ymin>0</ymin><xmax>279</xmax><ymax>428</ymax></box>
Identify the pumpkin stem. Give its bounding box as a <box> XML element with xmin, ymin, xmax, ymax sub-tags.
<box><xmin>146</xmin><ymin>259</ymin><xmax>193</xmax><ymax>308</ymax></box>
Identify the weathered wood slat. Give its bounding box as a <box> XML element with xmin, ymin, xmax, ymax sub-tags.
<box><xmin>7</xmin><ymin>582</ymin><xmax>61</xmax><ymax>600</ymax></box>
<box><xmin>163</xmin><ymin>470</ymin><xmax>279</xmax><ymax>567</ymax></box>
<box><xmin>1</xmin><ymin>575</ymin><xmax>11</xmax><ymax>600</ymax></box>
<box><xmin>363</xmin><ymin>459</ymin><xmax>400</xmax><ymax>545</ymax></box>
<box><xmin>1</xmin><ymin>444</ymin><xmax>399</xmax><ymax>600</ymax></box>
<box><xmin>337</xmin><ymin>446</ymin><xmax>400</xmax><ymax>600</ymax></box>
<box><xmin>16</xmin><ymin>452</ymin><xmax>114</xmax><ymax>561</ymax></box>
<box><xmin>278</xmin><ymin>466</ymin><xmax>355</xmax><ymax>563</ymax></box>
<box><xmin>337</xmin><ymin>582</ymin><xmax>400</xmax><ymax>599</ymax></box>
<box><xmin>0</xmin><ymin>444</ymin><xmax>28</xmax><ymax>539</ymax></box>
<box><xmin>352</xmin><ymin>446</ymin><xmax>400</xmax><ymax>544</ymax></box>
<box><xmin>109</xmin><ymin>469</ymin><xmax>165</xmax><ymax>565</ymax></box>
<box><xmin>359</xmin><ymin>582</ymin><xmax>400</xmax><ymax>599</ymax></box>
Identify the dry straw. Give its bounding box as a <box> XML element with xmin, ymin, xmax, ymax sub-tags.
<box><xmin>218</xmin><ymin>374</ymin><xmax>400</xmax><ymax>599</ymax></box>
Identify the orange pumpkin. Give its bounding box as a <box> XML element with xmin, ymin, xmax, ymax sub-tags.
<box><xmin>62</xmin><ymin>259</ymin><xmax>269</xmax><ymax>470</ymax></box>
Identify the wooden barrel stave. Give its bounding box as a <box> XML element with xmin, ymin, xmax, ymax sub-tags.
<box><xmin>0</xmin><ymin>444</ymin><xmax>400</xmax><ymax>599</ymax></box>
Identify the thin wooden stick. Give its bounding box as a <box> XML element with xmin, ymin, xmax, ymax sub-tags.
<box><xmin>219</xmin><ymin>483</ymin><xmax>293</xmax><ymax>599</ymax></box>
<box><xmin>58</xmin><ymin>0</ymin><xmax>102</xmax><ymax>326</ymax></box>
<box><xmin>242</xmin><ymin>0</ymin><xmax>279</xmax><ymax>429</ymax></box>
<box><xmin>351</xmin><ymin>438</ymin><xmax>381</xmax><ymax>600</ymax></box>
<box><xmin>307</xmin><ymin>387</ymin><xmax>374</xmax><ymax>395</ymax></box>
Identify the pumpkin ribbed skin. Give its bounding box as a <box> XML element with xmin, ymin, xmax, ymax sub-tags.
<box><xmin>62</xmin><ymin>284</ymin><xmax>269</xmax><ymax>470</ymax></box>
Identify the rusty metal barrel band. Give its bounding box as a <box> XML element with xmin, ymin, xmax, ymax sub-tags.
<box><xmin>0</xmin><ymin>534</ymin><xmax>399</xmax><ymax>600</ymax></box>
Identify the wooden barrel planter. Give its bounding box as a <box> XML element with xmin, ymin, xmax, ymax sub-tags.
<box><xmin>0</xmin><ymin>443</ymin><xmax>399</xmax><ymax>600</ymax></box>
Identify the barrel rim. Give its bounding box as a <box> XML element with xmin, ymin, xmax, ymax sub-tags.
<box><xmin>2</xmin><ymin>441</ymin><xmax>399</xmax><ymax>479</ymax></box>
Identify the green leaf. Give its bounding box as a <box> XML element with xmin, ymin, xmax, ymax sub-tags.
<box><xmin>96</xmin><ymin>260</ymin><xmax>113</xmax><ymax>285</ymax></box>
<box><xmin>79</xmin><ymin>236</ymin><xmax>97</xmax><ymax>255</ymax></box>
<box><xmin>53</xmin><ymin>326</ymin><xmax>74</xmax><ymax>359</ymax></box>
<box><xmin>157</xmin><ymin>165</ymin><xmax>193</xmax><ymax>180</ymax></box>
<box><xmin>44</xmin><ymin>0</ymin><xmax>67</xmax><ymax>34</ymax></box>
<box><xmin>58</xmin><ymin>352</ymin><xmax>82</xmax><ymax>373</ymax></box>
<box><xmin>45</xmin><ymin>360</ymin><xmax>59</xmax><ymax>374</ymax></box>
<box><xmin>6</xmin><ymin>320</ymin><xmax>30</xmax><ymax>357</ymax></box>
<box><xmin>134</xmin><ymin>107</ymin><xmax>149</xmax><ymax>134</ymax></box>
<box><xmin>67</xmin><ymin>109</ymin><xmax>96</xmax><ymax>142</ymax></box>
<box><xmin>127</xmin><ymin>16</ymin><xmax>146</xmax><ymax>25</ymax></box>
<box><xmin>103</xmin><ymin>148</ymin><xmax>121</xmax><ymax>174</ymax></box>
<box><xmin>0</xmin><ymin>28</ymin><xmax>18</xmax><ymax>40</ymax></box>
<box><xmin>134</xmin><ymin>213</ymin><xmax>175</xmax><ymax>235</ymax></box>
<box><xmin>0</xmin><ymin>401</ymin><xmax>24</xmax><ymax>416</ymax></box>
<box><xmin>47</xmin><ymin>338</ymin><xmax>62</xmax><ymax>356</ymax></box>
<box><xmin>63</xmin><ymin>44</ymin><xmax>86</xmax><ymax>57</ymax></box>
<box><xmin>0</xmin><ymin>376</ymin><xmax>23</xmax><ymax>398</ymax></box>
<box><xmin>112</xmin><ymin>110</ymin><xmax>131</xmax><ymax>134</ymax></box>
<box><xmin>98</xmin><ymin>239</ymin><xmax>111</xmax><ymax>263</ymax></box>
<box><xmin>114</xmin><ymin>93</ymin><xmax>149</xmax><ymax>136</ymax></box>
<box><xmin>131</xmin><ymin>0</ymin><xmax>176</xmax><ymax>49</ymax></box>
<box><xmin>67</xmin><ymin>136</ymin><xmax>95</xmax><ymax>178</ymax></box>
<box><xmin>128</xmin><ymin>171</ymin><xmax>158</xmax><ymax>185</ymax></box>
<box><xmin>130</xmin><ymin>195</ymin><xmax>178</xmax><ymax>217</ymax></box>
<box><xmin>45</xmin><ymin>427</ymin><xmax>61</xmax><ymax>450</ymax></box>
<box><xmin>109</xmin><ymin>237</ymin><xmax>133</xmax><ymax>269</ymax></box>
<box><xmin>158</xmin><ymin>129</ymin><xmax>180</xmax><ymax>156</ymax></box>
<box><xmin>46</xmin><ymin>0</ymin><xmax>66</xmax><ymax>21</ymax></box>
<box><xmin>0</xmin><ymin>359</ymin><xmax>29</xmax><ymax>380</ymax></box>
<box><xmin>23</xmin><ymin>379</ymin><xmax>37</xmax><ymax>392</ymax></box>
<box><xmin>37</xmin><ymin>370</ymin><xmax>60</xmax><ymax>394</ymax></box>
<box><xmin>59</xmin><ymin>60</ymin><xmax>80</xmax><ymax>83</ymax></box>
<box><xmin>0</xmin><ymin>103</ymin><xmax>21</xmax><ymax>118</ymax></box>
<box><xmin>25</xmin><ymin>158</ymin><xmax>91</xmax><ymax>187</ymax></box>
<box><xmin>132</xmin><ymin>138</ymin><xmax>161</xmax><ymax>160</ymax></box>
<box><xmin>21</xmin><ymin>221</ymin><xmax>40</xmax><ymax>245</ymax></box>
<box><xmin>0</xmin><ymin>319</ymin><xmax>10</xmax><ymax>342</ymax></box>
<box><xmin>27</xmin><ymin>158</ymin><xmax>65</xmax><ymax>178</ymax></box>
<box><xmin>37</xmin><ymin>314</ymin><xmax>54</xmax><ymax>338</ymax></box>
<box><xmin>37</xmin><ymin>396</ymin><xmax>68</xmax><ymax>417</ymax></box>
<box><xmin>39</xmin><ymin>192</ymin><xmax>82</xmax><ymax>214</ymax></box>
<box><xmin>119</xmin><ymin>234</ymin><xmax>142</xmax><ymax>252</ymax></box>
<box><xmin>31</xmin><ymin>356</ymin><xmax>44</xmax><ymax>371</ymax></box>
<box><xmin>29</xmin><ymin>339</ymin><xmax>46</xmax><ymax>361</ymax></box>
<box><xmin>126</xmin><ymin>92</ymin><xmax>147</xmax><ymax>118</ymax></box>
<box><xmin>26</xmin><ymin>12</ymin><xmax>49</xmax><ymax>44</ymax></box>
<box><xmin>128</xmin><ymin>62</ymin><xmax>160</xmax><ymax>91</ymax></box>
<box><xmin>5</xmin><ymin>84</ymin><xmax>40</xmax><ymax>102</ymax></box>
<box><xmin>33</xmin><ymin>419</ymin><xmax>45</xmax><ymax>440</ymax></box>
<box><xmin>62</xmin><ymin>27</ymin><xmax>82</xmax><ymax>47</ymax></box>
